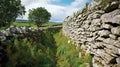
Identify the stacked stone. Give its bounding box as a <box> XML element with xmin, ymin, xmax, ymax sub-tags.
<box><xmin>0</xmin><ymin>26</ymin><xmax>62</xmax><ymax>41</ymax></box>
<box><xmin>63</xmin><ymin>0</ymin><xmax>120</xmax><ymax>67</ymax></box>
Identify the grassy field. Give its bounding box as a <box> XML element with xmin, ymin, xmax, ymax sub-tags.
<box><xmin>54</xmin><ymin>30</ymin><xmax>92</xmax><ymax>67</ymax></box>
<box><xmin>0</xmin><ymin>22</ymin><xmax>62</xmax><ymax>30</ymax></box>
<box><xmin>12</xmin><ymin>22</ymin><xmax>62</xmax><ymax>27</ymax></box>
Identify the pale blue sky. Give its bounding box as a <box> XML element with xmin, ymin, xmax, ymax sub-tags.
<box><xmin>20</xmin><ymin>0</ymin><xmax>92</xmax><ymax>22</ymax></box>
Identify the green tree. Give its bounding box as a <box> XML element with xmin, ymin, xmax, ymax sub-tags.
<box><xmin>28</xmin><ymin>7</ymin><xmax>51</xmax><ymax>27</ymax></box>
<box><xmin>0</xmin><ymin>0</ymin><xmax>25</xmax><ymax>27</ymax></box>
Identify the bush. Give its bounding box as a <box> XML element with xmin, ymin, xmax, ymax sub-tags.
<box><xmin>5</xmin><ymin>29</ymin><xmax>60</xmax><ymax>67</ymax></box>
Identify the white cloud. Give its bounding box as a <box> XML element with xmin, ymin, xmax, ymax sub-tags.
<box><xmin>46</xmin><ymin>0</ymin><xmax>61</xmax><ymax>3</ymax></box>
<box><xmin>20</xmin><ymin>0</ymin><xmax>89</xmax><ymax>22</ymax></box>
<box><xmin>71</xmin><ymin>0</ymin><xmax>86</xmax><ymax>7</ymax></box>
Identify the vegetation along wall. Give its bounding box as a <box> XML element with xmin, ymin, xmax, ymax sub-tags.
<box><xmin>0</xmin><ymin>26</ymin><xmax>92</xmax><ymax>67</ymax></box>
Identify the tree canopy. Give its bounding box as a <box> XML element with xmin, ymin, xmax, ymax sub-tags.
<box><xmin>28</xmin><ymin>7</ymin><xmax>51</xmax><ymax>27</ymax></box>
<box><xmin>0</xmin><ymin>0</ymin><xmax>25</xmax><ymax>27</ymax></box>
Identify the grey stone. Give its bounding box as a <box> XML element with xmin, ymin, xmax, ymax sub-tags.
<box><xmin>101</xmin><ymin>9</ymin><xmax>120</xmax><ymax>24</ymax></box>
<box><xmin>77</xmin><ymin>15</ymin><xmax>82</xmax><ymax>18</ymax></box>
<box><xmin>116</xmin><ymin>64</ymin><xmax>120</xmax><ymax>67</ymax></box>
<box><xmin>89</xmin><ymin>25</ymin><xmax>101</xmax><ymax>31</ymax></box>
<box><xmin>109</xmin><ymin>34</ymin><xmax>117</xmax><ymax>39</ymax></box>
<box><xmin>87</xmin><ymin>38</ymin><xmax>94</xmax><ymax>42</ymax></box>
<box><xmin>1</xmin><ymin>30</ymin><xmax>10</xmax><ymax>36</ymax></box>
<box><xmin>63</xmin><ymin>0</ymin><xmax>120</xmax><ymax>66</ymax></box>
<box><xmin>119</xmin><ymin>3</ymin><xmax>120</xmax><ymax>8</ymax></box>
<box><xmin>114</xmin><ymin>41</ymin><xmax>120</xmax><ymax>48</ymax></box>
<box><xmin>103</xmin><ymin>38</ymin><xmax>115</xmax><ymax>44</ymax></box>
<box><xmin>16</xmin><ymin>27</ymin><xmax>23</xmax><ymax>33</ymax></box>
<box><xmin>116</xmin><ymin>57</ymin><xmax>120</xmax><ymax>63</ymax></box>
<box><xmin>88</xmin><ymin>12</ymin><xmax>101</xmax><ymax>20</ymax></box>
<box><xmin>105</xmin><ymin>47</ymin><xmax>118</xmax><ymax>57</ymax></box>
<box><xmin>101</xmin><ymin>23</ymin><xmax>112</xmax><ymax>29</ymax></box>
<box><xmin>96</xmin><ymin>37</ymin><xmax>104</xmax><ymax>41</ymax></box>
<box><xmin>10</xmin><ymin>27</ymin><xmax>17</xmax><ymax>33</ymax></box>
<box><xmin>92</xmin><ymin>31</ymin><xmax>98</xmax><ymax>36</ymax></box>
<box><xmin>118</xmin><ymin>37</ymin><xmax>120</xmax><ymax>41</ymax></box>
<box><xmin>92</xmin><ymin>19</ymin><xmax>101</xmax><ymax>25</ymax></box>
<box><xmin>92</xmin><ymin>57</ymin><xmax>102</xmax><ymax>67</ymax></box>
<box><xmin>111</xmin><ymin>27</ymin><xmax>120</xmax><ymax>35</ymax></box>
<box><xmin>0</xmin><ymin>31</ymin><xmax>6</xmax><ymax>41</ymax></box>
<box><xmin>98</xmin><ymin>30</ymin><xmax>110</xmax><ymax>37</ymax></box>
<box><xmin>118</xmin><ymin>48</ymin><xmax>120</xmax><ymax>55</ymax></box>
<box><xmin>95</xmin><ymin>10</ymin><xmax>105</xmax><ymax>14</ymax></box>
<box><xmin>0</xmin><ymin>31</ymin><xmax>4</xmax><ymax>36</ymax></box>
<box><xmin>96</xmin><ymin>49</ymin><xmax>114</xmax><ymax>64</ymax></box>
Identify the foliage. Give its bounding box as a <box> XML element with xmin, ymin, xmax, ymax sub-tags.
<box><xmin>5</xmin><ymin>29</ymin><xmax>60</xmax><ymax>67</ymax></box>
<box><xmin>0</xmin><ymin>0</ymin><xmax>25</xmax><ymax>28</ymax></box>
<box><xmin>28</xmin><ymin>7</ymin><xmax>51</xmax><ymax>27</ymax></box>
<box><xmin>2</xmin><ymin>28</ymin><xmax>92</xmax><ymax>67</ymax></box>
<box><xmin>54</xmin><ymin>30</ymin><xmax>92</xmax><ymax>67</ymax></box>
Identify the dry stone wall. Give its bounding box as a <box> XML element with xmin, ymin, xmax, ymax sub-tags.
<box><xmin>63</xmin><ymin>0</ymin><xmax>120</xmax><ymax>67</ymax></box>
<box><xmin>0</xmin><ymin>26</ymin><xmax>62</xmax><ymax>41</ymax></box>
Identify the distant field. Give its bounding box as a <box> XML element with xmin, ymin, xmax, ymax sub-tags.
<box><xmin>12</xmin><ymin>22</ymin><xmax>36</xmax><ymax>27</ymax></box>
<box><xmin>12</xmin><ymin>22</ymin><xmax>62</xmax><ymax>27</ymax></box>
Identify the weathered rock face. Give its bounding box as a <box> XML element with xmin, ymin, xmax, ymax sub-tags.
<box><xmin>63</xmin><ymin>0</ymin><xmax>120</xmax><ymax>67</ymax></box>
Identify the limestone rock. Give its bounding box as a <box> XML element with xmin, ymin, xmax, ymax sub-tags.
<box><xmin>103</xmin><ymin>38</ymin><xmax>115</xmax><ymax>44</ymax></box>
<box><xmin>96</xmin><ymin>49</ymin><xmax>114</xmax><ymax>64</ymax></box>
<box><xmin>118</xmin><ymin>37</ymin><xmax>120</xmax><ymax>41</ymax></box>
<box><xmin>0</xmin><ymin>31</ymin><xmax>6</xmax><ymax>41</ymax></box>
<box><xmin>109</xmin><ymin>34</ymin><xmax>117</xmax><ymax>40</ymax></box>
<box><xmin>105</xmin><ymin>48</ymin><xmax>118</xmax><ymax>57</ymax></box>
<box><xmin>114</xmin><ymin>41</ymin><xmax>120</xmax><ymax>48</ymax></box>
<box><xmin>98</xmin><ymin>30</ymin><xmax>110</xmax><ymax>37</ymax></box>
<box><xmin>92</xmin><ymin>57</ymin><xmax>103</xmax><ymax>67</ymax></box>
<box><xmin>96</xmin><ymin>37</ymin><xmax>104</xmax><ymax>42</ymax></box>
<box><xmin>88</xmin><ymin>12</ymin><xmax>101</xmax><ymax>20</ymax></box>
<box><xmin>101</xmin><ymin>23</ymin><xmax>112</xmax><ymax>29</ymax></box>
<box><xmin>101</xmin><ymin>9</ymin><xmax>120</xmax><ymax>24</ymax></box>
<box><xmin>89</xmin><ymin>25</ymin><xmax>101</xmax><ymax>31</ymax></box>
<box><xmin>0</xmin><ymin>30</ymin><xmax>10</xmax><ymax>36</ymax></box>
<box><xmin>111</xmin><ymin>27</ymin><xmax>120</xmax><ymax>35</ymax></box>
<box><xmin>116</xmin><ymin>57</ymin><xmax>120</xmax><ymax>64</ymax></box>
<box><xmin>92</xmin><ymin>19</ymin><xmax>101</xmax><ymax>26</ymax></box>
<box><xmin>9</xmin><ymin>27</ymin><xmax>17</xmax><ymax>33</ymax></box>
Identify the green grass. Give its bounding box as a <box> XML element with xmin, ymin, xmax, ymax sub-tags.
<box><xmin>41</xmin><ymin>23</ymin><xmax>62</xmax><ymax>27</ymax></box>
<box><xmin>12</xmin><ymin>22</ymin><xmax>62</xmax><ymax>27</ymax></box>
<box><xmin>12</xmin><ymin>22</ymin><xmax>36</xmax><ymax>27</ymax></box>
<box><xmin>0</xmin><ymin>22</ymin><xmax>62</xmax><ymax>30</ymax></box>
<box><xmin>54</xmin><ymin>30</ymin><xmax>92</xmax><ymax>67</ymax></box>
